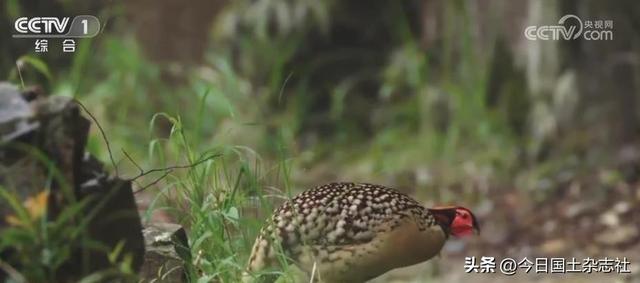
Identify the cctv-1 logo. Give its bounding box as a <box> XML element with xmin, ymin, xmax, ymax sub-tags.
<box><xmin>14</xmin><ymin>17</ymin><xmax>70</xmax><ymax>34</ymax></box>
<box><xmin>13</xmin><ymin>16</ymin><xmax>100</xmax><ymax>38</ymax></box>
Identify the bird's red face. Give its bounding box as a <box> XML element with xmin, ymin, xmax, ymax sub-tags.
<box><xmin>429</xmin><ymin>206</ymin><xmax>480</xmax><ymax>237</ymax></box>
<box><xmin>450</xmin><ymin>207</ymin><xmax>478</xmax><ymax>237</ymax></box>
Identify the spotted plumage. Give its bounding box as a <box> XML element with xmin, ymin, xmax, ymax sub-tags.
<box><xmin>244</xmin><ymin>182</ymin><xmax>479</xmax><ymax>283</ymax></box>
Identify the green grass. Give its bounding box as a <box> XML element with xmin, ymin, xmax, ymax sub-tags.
<box><xmin>0</xmin><ymin>157</ymin><xmax>138</xmax><ymax>283</ymax></box>
<box><xmin>136</xmin><ymin>108</ymin><xmax>305</xmax><ymax>282</ymax></box>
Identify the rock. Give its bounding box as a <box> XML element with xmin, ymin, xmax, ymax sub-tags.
<box><xmin>0</xmin><ymin>83</ymin><xmax>38</xmax><ymax>143</ymax></box>
<box><xmin>0</xmin><ymin>83</ymin><xmax>144</xmax><ymax>281</ymax></box>
<box><xmin>600</xmin><ymin>211</ymin><xmax>620</xmax><ymax>227</ymax></box>
<box><xmin>595</xmin><ymin>225</ymin><xmax>639</xmax><ymax>247</ymax></box>
<box><xmin>539</xmin><ymin>238</ymin><xmax>568</xmax><ymax>255</ymax></box>
<box><xmin>140</xmin><ymin>223</ymin><xmax>191</xmax><ymax>283</ymax></box>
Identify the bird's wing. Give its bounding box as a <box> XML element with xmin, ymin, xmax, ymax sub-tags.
<box><xmin>271</xmin><ymin>183</ymin><xmax>432</xmax><ymax>248</ymax></box>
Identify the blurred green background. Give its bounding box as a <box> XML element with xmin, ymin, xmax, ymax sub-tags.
<box><xmin>2</xmin><ymin>0</ymin><xmax>640</xmax><ymax>282</ymax></box>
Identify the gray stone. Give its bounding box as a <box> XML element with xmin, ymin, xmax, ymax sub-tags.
<box><xmin>0</xmin><ymin>83</ymin><xmax>38</xmax><ymax>143</ymax></box>
<box><xmin>140</xmin><ymin>223</ymin><xmax>191</xmax><ymax>283</ymax></box>
<box><xmin>0</xmin><ymin>83</ymin><xmax>145</xmax><ymax>281</ymax></box>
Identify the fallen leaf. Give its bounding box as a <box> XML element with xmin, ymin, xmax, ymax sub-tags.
<box><xmin>24</xmin><ymin>191</ymin><xmax>48</xmax><ymax>220</ymax></box>
<box><xmin>4</xmin><ymin>191</ymin><xmax>48</xmax><ymax>227</ymax></box>
<box><xmin>539</xmin><ymin>239</ymin><xmax>567</xmax><ymax>255</ymax></box>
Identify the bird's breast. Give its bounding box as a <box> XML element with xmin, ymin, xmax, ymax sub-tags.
<box><xmin>312</xmin><ymin>217</ymin><xmax>446</xmax><ymax>282</ymax></box>
<box><xmin>374</xmin><ymin>216</ymin><xmax>446</xmax><ymax>269</ymax></box>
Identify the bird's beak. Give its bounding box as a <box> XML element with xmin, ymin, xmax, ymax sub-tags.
<box><xmin>473</xmin><ymin>226</ymin><xmax>481</xmax><ymax>235</ymax></box>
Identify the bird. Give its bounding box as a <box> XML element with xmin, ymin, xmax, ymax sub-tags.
<box><xmin>243</xmin><ymin>182</ymin><xmax>480</xmax><ymax>283</ymax></box>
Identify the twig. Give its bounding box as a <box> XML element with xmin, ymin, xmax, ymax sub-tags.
<box><xmin>0</xmin><ymin>259</ymin><xmax>26</xmax><ymax>283</ymax></box>
<box><xmin>122</xmin><ymin>150</ymin><xmax>145</xmax><ymax>188</ymax></box>
<box><xmin>131</xmin><ymin>154</ymin><xmax>220</xmax><ymax>194</ymax></box>
<box><xmin>278</xmin><ymin>72</ymin><xmax>294</xmax><ymax>105</ymax></box>
<box><xmin>73</xmin><ymin>99</ymin><xmax>119</xmax><ymax>177</ymax></box>
<box><xmin>73</xmin><ymin>99</ymin><xmax>219</xmax><ymax>193</ymax></box>
<box><xmin>134</xmin><ymin>169</ymin><xmax>173</xmax><ymax>194</ymax></box>
<box><xmin>122</xmin><ymin>148</ymin><xmax>144</xmax><ymax>175</ymax></box>
<box><xmin>309</xmin><ymin>261</ymin><xmax>317</xmax><ymax>283</ymax></box>
<box><xmin>128</xmin><ymin>154</ymin><xmax>218</xmax><ymax>182</ymax></box>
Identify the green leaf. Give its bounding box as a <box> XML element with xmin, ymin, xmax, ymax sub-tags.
<box><xmin>108</xmin><ymin>240</ymin><xmax>127</xmax><ymax>263</ymax></box>
<box><xmin>197</xmin><ymin>275</ymin><xmax>216</xmax><ymax>283</ymax></box>
<box><xmin>17</xmin><ymin>55</ymin><xmax>53</xmax><ymax>83</ymax></box>
<box><xmin>191</xmin><ymin>231</ymin><xmax>212</xmax><ymax>251</ymax></box>
<box><xmin>5</xmin><ymin>0</ymin><xmax>22</xmax><ymax>19</ymax></box>
<box><xmin>0</xmin><ymin>187</ymin><xmax>34</xmax><ymax>233</ymax></box>
<box><xmin>52</xmin><ymin>196</ymin><xmax>93</xmax><ymax>229</ymax></box>
<box><xmin>225</xmin><ymin>207</ymin><xmax>239</xmax><ymax>222</ymax></box>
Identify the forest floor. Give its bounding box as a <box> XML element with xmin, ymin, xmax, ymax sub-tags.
<box><xmin>134</xmin><ymin>142</ymin><xmax>640</xmax><ymax>282</ymax></box>
<box><xmin>369</xmin><ymin>175</ymin><xmax>640</xmax><ymax>283</ymax></box>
